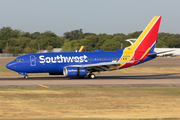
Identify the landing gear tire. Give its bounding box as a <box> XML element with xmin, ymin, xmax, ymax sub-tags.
<box><xmin>88</xmin><ymin>74</ymin><xmax>95</xmax><ymax>79</ymax></box>
<box><xmin>24</xmin><ymin>75</ymin><xmax>28</xmax><ymax>79</ymax></box>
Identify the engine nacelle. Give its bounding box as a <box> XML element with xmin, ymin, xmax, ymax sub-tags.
<box><xmin>63</xmin><ymin>67</ymin><xmax>87</xmax><ymax>77</ymax></box>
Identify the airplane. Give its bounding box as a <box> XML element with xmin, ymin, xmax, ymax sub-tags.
<box><xmin>75</xmin><ymin>46</ymin><xmax>84</xmax><ymax>52</ymax></box>
<box><xmin>79</xmin><ymin>46</ymin><xmax>84</xmax><ymax>52</ymax></box>
<box><xmin>6</xmin><ymin>16</ymin><xmax>161</xmax><ymax>79</ymax></box>
<box><xmin>126</xmin><ymin>39</ymin><xmax>176</xmax><ymax>57</ymax></box>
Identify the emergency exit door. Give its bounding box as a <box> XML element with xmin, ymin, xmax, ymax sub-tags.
<box><xmin>30</xmin><ymin>55</ymin><xmax>36</xmax><ymax>66</ymax></box>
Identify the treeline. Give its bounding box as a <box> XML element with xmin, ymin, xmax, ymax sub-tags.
<box><xmin>61</xmin><ymin>30</ymin><xmax>180</xmax><ymax>52</ymax></box>
<box><xmin>62</xmin><ymin>29</ymin><xmax>132</xmax><ymax>52</ymax></box>
<box><xmin>0</xmin><ymin>27</ymin><xmax>180</xmax><ymax>54</ymax></box>
<box><xmin>0</xmin><ymin>27</ymin><xmax>64</xmax><ymax>54</ymax></box>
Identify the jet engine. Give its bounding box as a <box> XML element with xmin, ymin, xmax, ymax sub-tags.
<box><xmin>63</xmin><ymin>67</ymin><xmax>87</xmax><ymax>77</ymax></box>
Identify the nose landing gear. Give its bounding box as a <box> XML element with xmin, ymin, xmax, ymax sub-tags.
<box><xmin>18</xmin><ymin>72</ymin><xmax>28</xmax><ymax>79</ymax></box>
<box><xmin>24</xmin><ymin>75</ymin><xmax>29</xmax><ymax>79</ymax></box>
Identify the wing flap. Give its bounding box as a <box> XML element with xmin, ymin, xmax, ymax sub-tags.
<box><xmin>67</xmin><ymin>61</ymin><xmax>134</xmax><ymax>72</ymax></box>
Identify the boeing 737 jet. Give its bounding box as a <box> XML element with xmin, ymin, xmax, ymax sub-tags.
<box><xmin>6</xmin><ymin>16</ymin><xmax>162</xmax><ymax>79</ymax></box>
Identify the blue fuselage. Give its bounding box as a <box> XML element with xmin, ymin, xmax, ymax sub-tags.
<box><xmin>6</xmin><ymin>49</ymin><xmax>156</xmax><ymax>75</ymax></box>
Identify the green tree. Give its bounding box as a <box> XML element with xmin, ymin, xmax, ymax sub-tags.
<box><xmin>8</xmin><ymin>46</ymin><xmax>23</xmax><ymax>54</ymax></box>
<box><xmin>63</xmin><ymin>29</ymin><xmax>84</xmax><ymax>40</ymax></box>
<box><xmin>46</xmin><ymin>45</ymin><xmax>53</xmax><ymax>52</ymax></box>
<box><xmin>0</xmin><ymin>26</ymin><xmax>13</xmax><ymax>40</ymax></box>
<box><xmin>2</xmin><ymin>46</ymin><xmax>9</xmax><ymax>53</ymax></box>
<box><xmin>22</xmin><ymin>32</ymin><xmax>31</xmax><ymax>38</ymax></box>
<box><xmin>61</xmin><ymin>40</ymin><xmax>72</xmax><ymax>52</ymax></box>
<box><xmin>24</xmin><ymin>47</ymin><xmax>32</xmax><ymax>54</ymax></box>
<box><xmin>30</xmin><ymin>32</ymin><xmax>40</xmax><ymax>39</ymax></box>
<box><xmin>79</xmin><ymin>35</ymin><xmax>106</xmax><ymax>51</ymax></box>
<box><xmin>127</xmin><ymin>31</ymin><xmax>142</xmax><ymax>38</ymax></box>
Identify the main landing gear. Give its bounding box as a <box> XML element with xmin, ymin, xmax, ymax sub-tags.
<box><xmin>24</xmin><ymin>75</ymin><xmax>29</xmax><ymax>79</ymax></box>
<box><xmin>88</xmin><ymin>74</ymin><xmax>95</xmax><ymax>79</ymax></box>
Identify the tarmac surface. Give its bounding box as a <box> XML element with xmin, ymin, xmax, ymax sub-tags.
<box><xmin>0</xmin><ymin>74</ymin><xmax>180</xmax><ymax>88</ymax></box>
<box><xmin>0</xmin><ymin>57</ymin><xmax>180</xmax><ymax>88</ymax></box>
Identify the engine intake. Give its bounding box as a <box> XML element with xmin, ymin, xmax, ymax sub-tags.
<box><xmin>63</xmin><ymin>67</ymin><xmax>87</xmax><ymax>77</ymax></box>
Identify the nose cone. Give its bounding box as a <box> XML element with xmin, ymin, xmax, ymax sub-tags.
<box><xmin>6</xmin><ymin>62</ymin><xmax>17</xmax><ymax>71</ymax></box>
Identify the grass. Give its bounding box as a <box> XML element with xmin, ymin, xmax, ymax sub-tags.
<box><xmin>0</xmin><ymin>65</ymin><xmax>180</xmax><ymax>76</ymax></box>
<box><xmin>0</xmin><ymin>118</ymin><xmax>178</xmax><ymax>120</ymax></box>
<box><xmin>0</xmin><ymin>87</ymin><xmax>180</xmax><ymax>119</ymax></box>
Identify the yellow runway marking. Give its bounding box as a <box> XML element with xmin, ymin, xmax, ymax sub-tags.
<box><xmin>38</xmin><ymin>84</ymin><xmax>50</xmax><ymax>88</ymax></box>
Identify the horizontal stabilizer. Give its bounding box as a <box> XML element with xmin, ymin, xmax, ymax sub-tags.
<box><xmin>148</xmin><ymin>50</ymin><xmax>174</xmax><ymax>56</ymax></box>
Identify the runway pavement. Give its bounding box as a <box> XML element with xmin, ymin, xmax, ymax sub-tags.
<box><xmin>0</xmin><ymin>74</ymin><xmax>180</xmax><ymax>88</ymax></box>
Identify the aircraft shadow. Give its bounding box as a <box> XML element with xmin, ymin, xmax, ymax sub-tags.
<box><xmin>0</xmin><ymin>74</ymin><xmax>180</xmax><ymax>80</ymax></box>
<box><xmin>96</xmin><ymin>74</ymin><xmax>180</xmax><ymax>80</ymax></box>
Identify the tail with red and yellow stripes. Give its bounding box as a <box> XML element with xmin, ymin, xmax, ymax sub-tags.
<box><xmin>130</xmin><ymin>16</ymin><xmax>161</xmax><ymax>61</ymax></box>
<box><xmin>118</xmin><ymin>16</ymin><xmax>161</xmax><ymax>68</ymax></box>
<box><xmin>79</xmin><ymin>46</ymin><xmax>84</xmax><ymax>52</ymax></box>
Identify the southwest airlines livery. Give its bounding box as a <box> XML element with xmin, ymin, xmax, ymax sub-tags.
<box><xmin>6</xmin><ymin>16</ymin><xmax>161</xmax><ymax>79</ymax></box>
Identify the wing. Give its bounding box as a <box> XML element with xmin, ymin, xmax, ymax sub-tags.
<box><xmin>67</xmin><ymin>61</ymin><xmax>134</xmax><ymax>72</ymax></box>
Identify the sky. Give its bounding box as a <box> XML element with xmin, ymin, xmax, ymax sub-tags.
<box><xmin>0</xmin><ymin>0</ymin><xmax>180</xmax><ymax>36</ymax></box>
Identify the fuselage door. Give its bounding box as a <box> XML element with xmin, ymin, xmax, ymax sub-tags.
<box><xmin>30</xmin><ymin>55</ymin><xmax>36</xmax><ymax>66</ymax></box>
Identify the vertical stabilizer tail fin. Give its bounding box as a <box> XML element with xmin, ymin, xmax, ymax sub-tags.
<box><xmin>127</xmin><ymin>16</ymin><xmax>161</xmax><ymax>61</ymax></box>
<box><xmin>118</xmin><ymin>16</ymin><xmax>161</xmax><ymax>69</ymax></box>
<box><xmin>79</xmin><ymin>46</ymin><xmax>84</xmax><ymax>52</ymax></box>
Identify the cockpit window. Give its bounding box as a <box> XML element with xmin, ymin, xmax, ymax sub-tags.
<box><xmin>14</xmin><ymin>59</ymin><xmax>23</xmax><ymax>62</ymax></box>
